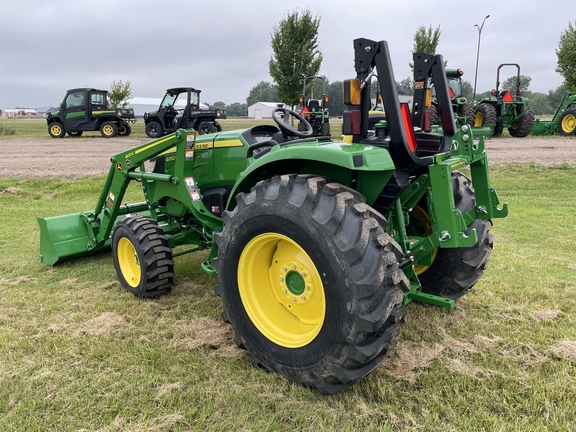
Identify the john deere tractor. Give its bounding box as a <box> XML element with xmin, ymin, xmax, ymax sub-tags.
<box><xmin>429</xmin><ymin>69</ymin><xmax>475</xmax><ymax>127</ymax></box>
<box><xmin>298</xmin><ymin>76</ymin><xmax>331</xmax><ymax>136</ymax></box>
<box><xmin>38</xmin><ymin>38</ymin><xmax>507</xmax><ymax>394</ymax></box>
<box><xmin>474</xmin><ymin>63</ymin><xmax>535</xmax><ymax>137</ymax></box>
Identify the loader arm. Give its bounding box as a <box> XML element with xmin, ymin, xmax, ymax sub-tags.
<box><xmin>38</xmin><ymin>129</ymin><xmax>220</xmax><ymax>265</ymax></box>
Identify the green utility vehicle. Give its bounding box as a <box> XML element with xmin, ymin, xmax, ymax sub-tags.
<box><xmin>429</xmin><ymin>69</ymin><xmax>475</xmax><ymax>127</ymax></box>
<box><xmin>144</xmin><ymin>87</ymin><xmax>226</xmax><ymax>138</ymax></box>
<box><xmin>474</xmin><ymin>63</ymin><xmax>535</xmax><ymax>137</ymax></box>
<box><xmin>531</xmin><ymin>90</ymin><xmax>576</xmax><ymax>136</ymax></box>
<box><xmin>38</xmin><ymin>38</ymin><xmax>507</xmax><ymax>394</ymax></box>
<box><xmin>47</xmin><ymin>88</ymin><xmax>136</xmax><ymax>138</ymax></box>
<box><xmin>298</xmin><ymin>76</ymin><xmax>330</xmax><ymax>136</ymax></box>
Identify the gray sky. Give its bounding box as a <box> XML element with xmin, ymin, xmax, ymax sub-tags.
<box><xmin>0</xmin><ymin>0</ymin><xmax>571</xmax><ymax>109</ymax></box>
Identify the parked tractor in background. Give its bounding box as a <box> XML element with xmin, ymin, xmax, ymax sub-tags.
<box><xmin>474</xmin><ymin>63</ymin><xmax>535</xmax><ymax>137</ymax></box>
<box><xmin>429</xmin><ymin>69</ymin><xmax>475</xmax><ymax>127</ymax></box>
<box><xmin>47</xmin><ymin>88</ymin><xmax>136</xmax><ymax>138</ymax></box>
<box><xmin>298</xmin><ymin>76</ymin><xmax>330</xmax><ymax>136</ymax></box>
<box><xmin>144</xmin><ymin>87</ymin><xmax>226</xmax><ymax>138</ymax></box>
<box><xmin>530</xmin><ymin>90</ymin><xmax>576</xmax><ymax>136</ymax></box>
<box><xmin>37</xmin><ymin>38</ymin><xmax>507</xmax><ymax>394</ymax></box>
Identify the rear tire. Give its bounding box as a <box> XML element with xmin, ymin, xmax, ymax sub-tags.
<box><xmin>112</xmin><ymin>216</ymin><xmax>174</xmax><ymax>298</ymax></box>
<box><xmin>213</xmin><ymin>174</ymin><xmax>408</xmax><ymax>394</ymax></box>
<box><xmin>412</xmin><ymin>172</ymin><xmax>494</xmax><ymax>300</ymax></box>
<box><xmin>557</xmin><ymin>109</ymin><xmax>576</xmax><ymax>136</ymax></box>
<box><xmin>145</xmin><ymin>121</ymin><xmax>163</xmax><ymax>138</ymax></box>
<box><xmin>508</xmin><ymin>103</ymin><xmax>535</xmax><ymax>137</ymax></box>
<box><xmin>118</xmin><ymin>123</ymin><xmax>132</xmax><ymax>136</ymax></box>
<box><xmin>48</xmin><ymin>123</ymin><xmax>65</xmax><ymax>138</ymax></box>
<box><xmin>100</xmin><ymin>121</ymin><xmax>118</xmax><ymax>138</ymax></box>
<box><xmin>320</xmin><ymin>121</ymin><xmax>331</xmax><ymax>136</ymax></box>
<box><xmin>429</xmin><ymin>105</ymin><xmax>439</xmax><ymax>125</ymax></box>
<box><xmin>460</xmin><ymin>103</ymin><xmax>476</xmax><ymax>127</ymax></box>
<box><xmin>474</xmin><ymin>102</ymin><xmax>497</xmax><ymax>134</ymax></box>
<box><xmin>197</xmin><ymin>121</ymin><xmax>216</xmax><ymax>134</ymax></box>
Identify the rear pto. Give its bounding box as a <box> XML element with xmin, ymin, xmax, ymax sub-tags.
<box><xmin>47</xmin><ymin>88</ymin><xmax>136</xmax><ymax>138</ymax></box>
<box><xmin>38</xmin><ymin>38</ymin><xmax>507</xmax><ymax>393</ymax></box>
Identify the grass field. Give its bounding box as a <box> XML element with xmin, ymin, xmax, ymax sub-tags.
<box><xmin>1</xmin><ymin>126</ymin><xmax>575</xmax><ymax>430</ymax></box>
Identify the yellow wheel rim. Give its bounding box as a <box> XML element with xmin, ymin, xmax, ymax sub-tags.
<box><xmin>51</xmin><ymin>125</ymin><xmax>62</xmax><ymax>135</ymax></box>
<box><xmin>238</xmin><ymin>233</ymin><xmax>326</xmax><ymax>348</ymax></box>
<box><xmin>103</xmin><ymin>125</ymin><xmax>114</xmax><ymax>136</ymax></box>
<box><xmin>474</xmin><ymin>111</ymin><xmax>483</xmax><ymax>127</ymax></box>
<box><xmin>562</xmin><ymin>114</ymin><xmax>576</xmax><ymax>134</ymax></box>
<box><xmin>117</xmin><ymin>237</ymin><xmax>141</xmax><ymax>287</ymax></box>
<box><xmin>411</xmin><ymin>205</ymin><xmax>438</xmax><ymax>276</ymax></box>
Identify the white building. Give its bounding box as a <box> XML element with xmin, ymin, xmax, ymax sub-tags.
<box><xmin>248</xmin><ymin>102</ymin><xmax>285</xmax><ymax>119</ymax></box>
<box><xmin>0</xmin><ymin>109</ymin><xmax>38</xmax><ymax>118</ymax></box>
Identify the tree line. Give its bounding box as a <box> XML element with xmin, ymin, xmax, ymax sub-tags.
<box><xmin>111</xmin><ymin>15</ymin><xmax>576</xmax><ymax>118</ymax></box>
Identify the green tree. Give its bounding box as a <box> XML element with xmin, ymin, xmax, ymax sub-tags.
<box><xmin>325</xmin><ymin>80</ymin><xmax>345</xmax><ymax>117</ymax></box>
<box><xmin>226</xmin><ymin>102</ymin><xmax>248</xmax><ymax>117</ymax></box>
<box><xmin>548</xmin><ymin>83</ymin><xmax>568</xmax><ymax>109</ymax></box>
<box><xmin>501</xmin><ymin>74</ymin><xmax>532</xmax><ymax>92</ymax></box>
<box><xmin>108</xmin><ymin>80</ymin><xmax>132</xmax><ymax>108</ymax></box>
<box><xmin>556</xmin><ymin>21</ymin><xmax>576</xmax><ymax>90</ymax></box>
<box><xmin>409</xmin><ymin>25</ymin><xmax>441</xmax><ymax>69</ymax></box>
<box><xmin>269</xmin><ymin>9</ymin><xmax>323</xmax><ymax>107</ymax></box>
<box><xmin>461</xmin><ymin>80</ymin><xmax>473</xmax><ymax>101</ymax></box>
<box><xmin>396</xmin><ymin>77</ymin><xmax>414</xmax><ymax>95</ymax></box>
<box><xmin>246</xmin><ymin>81</ymin><xmax>278</xmax><ymax>106</ymax></box>
<box><xmin>211</xmin><ymin>101</ymin><xmax>226</xmax><ymax>110</ymax></box>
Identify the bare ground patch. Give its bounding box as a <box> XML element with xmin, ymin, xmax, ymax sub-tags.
<box><xmin>1</xmin><ymin>136</ymin><xmax>575</xmax><ymax>179</ymax></box>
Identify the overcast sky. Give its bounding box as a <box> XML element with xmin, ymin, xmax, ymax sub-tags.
<box><xmin>0</xmin><ymin>0</ymin><xmax>572</xmax><ymax>109</ymax></box>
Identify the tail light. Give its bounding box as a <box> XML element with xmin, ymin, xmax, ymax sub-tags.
<box><xmin>423</xmin><ymin>109</ymin><xmax>431</xmax><ymax>132</ymax></box>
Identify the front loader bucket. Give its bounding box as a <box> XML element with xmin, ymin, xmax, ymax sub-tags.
<box><xmin>37</xmin><ymin>213</ymin><xmax>110</xmax><ymax>265</ymax></box>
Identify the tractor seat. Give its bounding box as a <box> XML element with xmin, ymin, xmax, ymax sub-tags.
<box><xmin>307</xmin><ymin>100</ymin><xmax>321</xmax><ymax>111</ymax></box>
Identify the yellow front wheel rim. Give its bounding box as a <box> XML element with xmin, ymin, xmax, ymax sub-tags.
<box><xmin>51</xmin><ymin>125</ymin><xmax>62</xmax><ymax>135</ymax></box>
<box><xmin>103</xmin><ymin>125</ymin><xmax>114</xmax><ymax>136</ymax></box>
<box><xmin>117</xmin><ymin>237</ymin><xmax>141</xmax><ymax>287</ymax></box>
<box><xmin>238</xmin><ymin>233</ymin><xmax>326</xmax><ymax>348</ymax></box>
<box><xmin>562</xmin><ymin>114</ymin><xmax>576</xmax><ymax>134</ymax></box>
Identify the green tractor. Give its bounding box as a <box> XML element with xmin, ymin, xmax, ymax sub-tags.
<box><xmin>531</xmin><ymin>90</ymin><xmax>576</xmax><ymax>136</ymax></box>
<box><xmin>38</xmin><ymin>38</ymin><xmax>507</xmax><ymax>394</ymax></box>
<box><xmin>474</xmin><ymin>63</ymin><xmax>535</xmax><ymax>137</ymax></box>
<box><xmin>429</xmin><ymin>69</ymin><xmax>475</xmax><ymax>127</ymax></box>
<box><xmin>298</xmin><ymin>76</ymin><xmax>330</xmax><ymax>136</ymax></box>
<box><xmin>47</xmin><ymin>88</ymin><xmax>136</xmax><ymax>138</ymax></box>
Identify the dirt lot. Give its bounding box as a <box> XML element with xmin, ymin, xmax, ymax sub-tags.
<box><xmin>1</xmin><ymin>135</ymin><xmax>575</xmax><ymax>179</ymax></box>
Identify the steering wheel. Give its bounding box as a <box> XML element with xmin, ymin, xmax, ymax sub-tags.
<box><xmin>271</xmin><ymin>107</ymin><xmax>313</xmax><ymax>138</ymax></box>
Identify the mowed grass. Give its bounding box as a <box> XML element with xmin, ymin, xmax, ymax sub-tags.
<box><xmin>1</xmin><ymin>154</ymin><xmax>576</xmax><ymax>428</ymax></box>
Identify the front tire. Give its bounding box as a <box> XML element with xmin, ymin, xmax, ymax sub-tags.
<box><xmin>67</xmin><ymin>131</ymin><xmax>83</xmax><ymax>138</ymax></box>
<box><xmin>213</xmin><ymin>174</ymin><xmax>408</xmax><ymax>393</ymax></box>
<box><xmin>112</xmin><ymin>216</ymin><xmax>174</xmax><ymax>298</ymax></box>
<box><xmin>557</xmin><ymin>109</ymin><xmax>576</xmax><ymax>136</ymax></box>
<box><xmin>48</xmin><ymin>123</ymin><xmax>65</xmax><ymax>138</ymax></box>
<box><xmin>411</xmin><ymin>172</ymin><xmax>494</xmax><ymax>300</ymax></box>
<box><xmin>145</xmin><ymin>121</ymin><xmax>163</xmax><ymax>138</ymax></box>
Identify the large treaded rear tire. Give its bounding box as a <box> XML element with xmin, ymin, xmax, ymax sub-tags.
<box><xmin>112</xmin><ymin>216</ymin><xmax>174</xmax><ymax>298</ymax></box>
<box><xmin>508</xmin><ymin>103</ymin><xmax>535</xmax><ymax>137</ymax></box>
<box><xmin>460</xmin><ymin>103</ymin><xmax>476</xmax><ymax>127</ymax></box>
<box><xmin>414</xmin><ymin>172</ymin><xmax>494</xmax><ymax>300</ymax></box>
<box><xmin>213</xmin><ymin>174</ymin><xmax>408</xmax><ymax>394</ymax></box>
